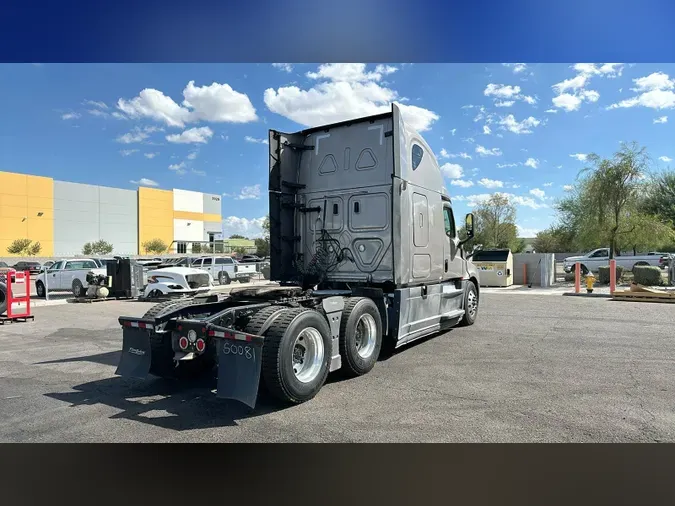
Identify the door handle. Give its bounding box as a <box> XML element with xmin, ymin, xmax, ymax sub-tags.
<box><xmin>445</xmin><ymin>259</ymin><xmax>448</xmax><ymax>272</ymax></box>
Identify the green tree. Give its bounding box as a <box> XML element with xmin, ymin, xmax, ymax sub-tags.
<box><xmin>229</xmin><ymin>234</ymin><xmax>248</xmax><ymax>239</ymax></box>
<box><xmin>579</xmin><ymin>142</ymin><xmax>649</xmax><ymax>258</ymax></box>
<box><xmin>82</xmin><ymin>240</ymin><xmax>113</xmax><ymax>255</ymax></box>
<box><xmin>7</xmin><ymin>238</ymin><xmax>41</xmax><ymax>256</ymax></box>
<box><xmin>641</xmin><ymin>169</ymin><xmax>675</xmax><ymax>227</ymax></box>
<box><xmin>142</xmin><ymin>238</ymin><xmax>168</xmax><ymax>254</ymax></box>
<box><xmin>254</xmin><ymin>237</ymin><xmax>269</xmax><ymax>257</ymax></box>
<box><xmin>472</xmin><ymin>194</ymin><xmax>519</xmax><ymax>250</ymax></box>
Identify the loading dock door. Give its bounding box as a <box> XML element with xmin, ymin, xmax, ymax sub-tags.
<box><xmin>472</xmin><ymin>249</ymin><xmax>514</xmax><ymax>287</ymax></box>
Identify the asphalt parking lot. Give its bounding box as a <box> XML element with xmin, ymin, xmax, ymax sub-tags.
<box><xmin>1</xmin><ymin>293</ymin><xmax>674</xmax><ymax>442</ymax></box>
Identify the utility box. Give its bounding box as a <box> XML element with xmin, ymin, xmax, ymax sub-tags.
<box><xmin>472</xmin><ymin>249</ymin><xmax>513</xmax><ymax>287</ymax></box>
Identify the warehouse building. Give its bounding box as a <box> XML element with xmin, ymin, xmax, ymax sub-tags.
<box><xmin>0</xmin><ymin>170</ymin><xmax>223</xmax><ymax>256</ymax></box>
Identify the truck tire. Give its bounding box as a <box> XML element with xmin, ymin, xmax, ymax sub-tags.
<box><xmin>338</xmin><ymin>297</ymin><xmax>383</xmax><ymax>377</ymax></box>
<box><xmin>0</xmin><ymin>282</ymin><xmax>7</xmax><ymax>315</ymax></box>
<box><xmin>244</xmin><ymin>305</ymin><xmax>290</xmax><ymax>395</ymax></box>
<box><xmin>142</xmin><ymin>298</ymin><xmax>199</xmax><ymax>320</ymax></box>
<box><xmin>261</xmin><ymin>307</ymin><xmax>332</xmax><ymax>405</ymax></box>
<box><xmin>35</xmin><ymin>281</ymin><xmax>46</xmax><ymax>298</ymax></box>
<box><xmin>458</xmin><ymin>281</ymin><xmax>478</xmax><ymax>327</ymax></box>
<box><xmin>218</xmin><ymin>271</ymin><xmax>231</xmax><ymax>285</ymax></box>
<box><xmin>72</xmin><ymin>279</ymin><xmax>84</xmax><ymax>297</ymax></box>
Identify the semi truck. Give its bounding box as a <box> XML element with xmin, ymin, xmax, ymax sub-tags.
<box><xmin>115</xmin><ymin>104</ymin><xmax>481</xmax><ymax>408</ymax></box>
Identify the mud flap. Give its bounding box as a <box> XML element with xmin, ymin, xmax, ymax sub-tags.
<box><xmin>115</xmin><ymin>327</ymin><xmax>152</xmax><ymax>379</ymax></box>
<box><xmin>215</xmin><ymin>335</ymin><xmax>264</xmax><ymax>409</ymax></box>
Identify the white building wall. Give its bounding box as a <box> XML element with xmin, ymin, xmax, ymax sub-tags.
<box><xmin>173</xmin><ymin>188</ymin><xmax>203</xmax><ymax>213</ymax></box>
<box><xmin>174</xmin><ymin>219</ymin><xmax>204</xmax><ymax>242</ymax></box>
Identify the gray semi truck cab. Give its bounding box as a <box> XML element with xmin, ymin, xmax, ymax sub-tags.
<box><xmin>115</xmin><ymin>104</ymin><xmax>480</xmax><ymax>408</ymax></box>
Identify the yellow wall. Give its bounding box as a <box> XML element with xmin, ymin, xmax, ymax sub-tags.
<box><xmin>0</xmin><ymin>171</ymin><xmax>54</xmax><ymax>256</ymax></box>
<box><xmin>173</xmin><ymin>210</ymin><xmax>222</xmax><ymax>223</ymax></box>
<box><xmin>138</xmin><ymin>187</ymin><xmax>174</xmax><ymax>253</ymax></box>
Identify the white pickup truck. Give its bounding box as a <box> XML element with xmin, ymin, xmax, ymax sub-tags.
<box><xmin>563</xmin><ymin>248</ymin><xmax>667</xmax><ymax>275</ymax></box>
<box><xmin>35</xmin><ymin>258</ymin><xmax>107</xmax><ymax>297</ymax></box>
<box><xmin>189</xmin><ymin>256</ymin><xmax>257</xmax><ymax>285</ymax></box>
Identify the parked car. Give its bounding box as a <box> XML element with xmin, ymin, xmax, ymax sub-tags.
<box><xmin>141</xmin><ymin>266</ymin><xmax>213</xmax><ymax>299</ymax></box>
<box><xmin>0</xmin><ymin>261</ymin><xmax>9</xmax><ymax>269</ymax></box>
<box><xmin>563</xmin><ymin>248</ymin><xmax>667</xmax><ymax>275</ymax></box>
<box><xmin>189</xmin><ymin>255</ymin><xmax>257</xmax><ymax>284</ymax></box>
<box><xmin>239</xmin><ymin>254</ymin><xmax>263</xmax><ymax>263</ymax></box>
<box><xmin>34</xmin><ymin>258</ymin><xmax>107</xmax><ymax>297</ymax></box>
<box><xmin>12</xmin><ymin>261</ymin><xmax>42</xmax><ymax>275</ymax></box>
<box><xmin>41</xmin><ymin>260</ymin><xmax>55</xmax><ymax>270</ymax></box>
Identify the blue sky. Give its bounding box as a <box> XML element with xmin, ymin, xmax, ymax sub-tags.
<box><xmin>1</xmin><ymin>62</ymin><xmax>674</xmax><ymax>238</ymax></box>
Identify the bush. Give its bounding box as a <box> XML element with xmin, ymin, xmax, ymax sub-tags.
<box><xmin>598</xmin><ymin>265</ymin><xmax>625</xmax><ymax>284</ymax></box>
<box><xmin>191</xmin><ymin>243</ymin><xmax>202</xmax><ymax>254</ymax></box>
<box><xmin>82</xmin><ymin>240</ymin><xmax>113</xmax><ymax>255</ymax></box>
<box><xmin>632</xmin><ymin>265</ymin><xmax>662</xmax><ymax>286</ymax></box>
<box><xmin>142</xmin><ymin>238</ymin><xmax>168</xmax><ymax>254</ymax></box>
<box><xmin>6</xmin><ymin>238</ymin><xmax>41</xmax><ymax>256</ymax></box>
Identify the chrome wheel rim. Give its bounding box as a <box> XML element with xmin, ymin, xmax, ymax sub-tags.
<box><xmin>354</xmin><ymin>313</ymin><xmax>378</xmax><ymax>359</ymax></box>
<box><xmin>292</xmin><ymin>327</ymin><xmax>325</xmax><ymax>383</ymax></box>
<box><xmin>467</xmin><ymin>289</ymin><xmax>478</xmax><ymax>318</ymax></box>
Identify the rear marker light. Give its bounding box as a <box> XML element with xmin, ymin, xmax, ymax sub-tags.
<box><xmin>179</xmin><ymin>336</ymin><xmax>189</xmax><ymax>350</ymax></box>
<box><xmin>195</xmin><ymin>338</ymin><xmax>206</xmax><ymax>353</ymax></box>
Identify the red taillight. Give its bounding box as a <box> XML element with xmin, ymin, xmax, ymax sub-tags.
<box><xmin>179</xmin><ymin>336</ymin><xmax>189</xmax><ymax>350</ymax></box>
<box><xmin>195</xmin><ymin>338</ymin><xmax>206</xmax><ymax>353</ymax></box>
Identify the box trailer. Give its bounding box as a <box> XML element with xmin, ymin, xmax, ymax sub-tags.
<box><xmin>114</xmin><ymin>104</ymin><xmax>482</xmax><ymax>408</ymax></box>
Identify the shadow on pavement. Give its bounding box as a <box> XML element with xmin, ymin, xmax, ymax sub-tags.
<box><xmin>41</xmin><ymin>350</ymin><xmax>290</xmax><ymax>431</ymax></box>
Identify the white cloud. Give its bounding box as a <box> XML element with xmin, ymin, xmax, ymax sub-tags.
<box><xmin>524</xmin><ymin>157</ymin><xmax>539</xmax><ymax>169</ymax></box>
<box><xmin>169</xmin><ymin>162</ymin><xmax>187</xmax><ymax>175</ymax></box>
<box><xmin>224</xmin><ymin>185</ymin><xmax>263</xmax><ymax>200</ymax></box>
<box><xmin>144</xmin><ymin>152</ymin><xmax>159</xmax><ymax>159</ymax></box>
<box><xmin>441</xmin><ymin>150</ymin><xmax>472</xmax><ymax>160</ymax></box>
<box><xmin>245</xmin><ymin>135</ymin><xmax>269</xmax><ymax>145</ymax></box>
<box><xmin>451</xmin><ymin>179</ymin><xmax>474</xmax><ymax>187</ymax></box>
<box><xmin>654</xmin><ymin>116</ymin><xmax>668</xmax><ymax>124</ymax></box>
<box><xmin>511</xmin><ymin>183</ymin><xmax>521</xmax><ymax>189</ymax></box>
<box><xmin>84</xmin><ymin>100</ymin><xmax>108</xmax><ymax>109</ymax></box>
<box><xmin>607</xmin><ymin>72</ymin><xmax>675</xmax><ymax>110</ymax></box>
<box><xmin>530</xmin><ymin>188</ymin><xmax>546</xmax><ymax>199</ymax></box>
<box><xmin>116</xmin><ymin>125</ymin><xmax>163</xmax><ymax>144</ymax></box>
<box><xmin>264</xmin><ymin>63</ymin><xmax>438</xmax><ymax>132</ymax></box>
<box><xmin>478</xmin><ymin>178</ymin><xmax>504</xmax><ymax>189</ymax></box>
<box><xmin>563</xmin><ymin>184</ymin><xmax>574</xmax><ymax>191</ymax></box>
<box><xmin>484</xmin><ymin>83</ymin><xmax>521</xmax><ymax>99</ymax></box>
<box><xmin>166</xmin><ymin>126</ymin><xmax>214</xmax><ymax>144</ymax></box>
<box><xmin>496</xmin><ymin>163</ymin><xmax>518</xmax><ymax>168</ymax></box>
<box><xmin>484</xmin><ymin>84</ymin><xmax>537</xmax><ymax>107</ymax></box>
<box><xmin>120</xmin><ymin>149</ymin><xmax>139</xmax><ymax>156</ymax></box>
<box><xmin>570</xmin><ymin>153</ymin><xmax>587</xmax><ymax>161</ymax></box>
<box><xmin>61</xmin><ymin>112</ymin><xmax>80</xmax><ymax>120</ymax></box>
<box><xmin>130</xmin><ymin>178</ymin><xmax>159</xmax><ymax>187</ymax></box>
<box><xmin>463</xmin><ymin>137</ymin><xmax>475</xmax><ymax>144</ymax></box>
<box><xmin>543</xmin><ymin>182</ymin><xmax>553</xmax><ymax>187</ymax></box>
<box><xmin>659</xmin><ymin>156</ymin><xmax>672</xmax><ymax>162</ymax></box>
<box><xmin>483</xmin><ymin>125</ymin><xmax>491</xmax><ymax>135</ymax></box>
<box><xmin>450</xmin><ymin>128</ymin><xmax>457</xmax><ymax>136</ymax></box>
<box><xmin>551</xmin><ymin>63</ymin><xmax>622</xmax><ymax>112</ymax></box>
<box><xmin>453</xmin><ymin>192</ymin><xmax>548</xmax><ymax>210</ymax></box>
<box><xmin>272</xmin><ymin>63</ymin><xmax>294</xmax><ymax>73</ymax></box>
<box><xmin>499</xmin><ymin>114</ymin><xmax>540</xmax><ymax>134</ymax></box>
<box><xmin>516</xmin><ymin>225</ymin><xmax>540</xmax><ymax>237</ymax></box>
<box><xmin>545</xmin><ymin>109</ymin><xmax>557</xmax><ymax>114</ymax></box>
<box><xmin>222</xmin><ymin>216</ymin><xmax>267</xmax><ymax>239</ymax></box>
<box><xmin>440</xmin><ymin>163</ymin><xmax>464</xmax><ymax>179</ymax></box>
<box><xmin>475</xmin><ymin>145</ymin><xmax>502</xmax><ymax>157</ymax></box>
<box><xmin>502</xmin><ymin>63</ymin><xmax>528</xmax><ymax>74</ymax></box>
<box><xmin>117</xmin><ymin>80</ymin><xmax>257</xmax><ymax>128</ymax></box>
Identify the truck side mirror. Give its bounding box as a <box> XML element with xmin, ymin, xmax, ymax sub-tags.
<box><xmin>465</xmin><ymin>213</ymin><xmax>475</xmax><ymax>239</ymax></box>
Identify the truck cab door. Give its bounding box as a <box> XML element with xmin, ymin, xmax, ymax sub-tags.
<box><xmin>442</xmin><ymin>204</ymin><xmax>463</xmax><ymax>280</ymax></box>
<box><xmin>201</xmin><ymin>257</ymin><xmax>214</xmax><ymax>276</ymax></box>
<box><xmin>45</xmin><ymin>261</ymin><xmax>63</xmax><ymax>290</ymax></box>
